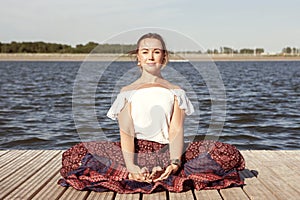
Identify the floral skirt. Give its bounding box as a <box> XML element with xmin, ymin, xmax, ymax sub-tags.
<box><xmin>58</xmin><ymin>139</ymin><xmax>245</xmax><ymax>194</ymax></box>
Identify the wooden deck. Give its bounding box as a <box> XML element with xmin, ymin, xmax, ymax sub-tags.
<box><xmin>0</xmin><ymin>150</ymin><xmax>299</xmax><ymax>200</ymax></box>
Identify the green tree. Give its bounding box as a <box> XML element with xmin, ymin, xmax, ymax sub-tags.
<box><xmin>206</xmin><ymin>49</ymin><xmax>213</xmax><ymax>54</ymax></box>
<box><xmin>220</xmin><ymin>47</ymin><xmax>234</xmax><ymax>54</ymax></box>
<box><xmin>255</xmin><ymin>48</ymin><xmax>264</xmax><ymax>54</ymax></box>
<box><xmin>282</xmin><ymin>47</ymin><xmax>292</xmax><ymax>54</ymax></box>
<box><xmin>240</xmin><ymin>48</ymin><xmax>254</xmax><ymax>54</ymax></box>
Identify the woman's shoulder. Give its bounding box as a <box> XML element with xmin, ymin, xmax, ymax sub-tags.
<box><xmin>120</xmin><ymin>85</ymin><xmax>134</xmax><ymax>93</ymax></box>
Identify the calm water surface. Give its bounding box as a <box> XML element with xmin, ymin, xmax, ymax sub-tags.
<box><xmin>0</xmin><ymin>61</ymin><xmax>299</xmax><ymax>150</ymax></box>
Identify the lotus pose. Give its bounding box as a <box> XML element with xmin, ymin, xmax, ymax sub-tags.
<box><xmin>58</xmin><ymin>33</ymin><xmax>245</xmax><ymax>193</ymax></box>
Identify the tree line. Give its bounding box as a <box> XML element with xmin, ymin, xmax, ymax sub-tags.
<box><xmin>0</xmin><ymin>41</ymin><xmax>299</xmax><ymax>55</ymax></box>
<box><xmin>0</xmin><ymin>41</ymin><xmax>136</xmax><ymax>54</ymax></box>
<box><xmin>206</xmin><ymin>47</ymin><xmax>264</xmax><ymax>54</ymax></box>
<box><xmin>206</xmin><ymin>46</ymin><xmax>300</xmax><ymax>55</ymax></box>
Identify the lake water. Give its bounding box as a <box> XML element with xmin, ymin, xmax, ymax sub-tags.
<box><xmin>0</xmin><ymin>60</ymin><xmax>299</xmax><ymax>150</ymax></box>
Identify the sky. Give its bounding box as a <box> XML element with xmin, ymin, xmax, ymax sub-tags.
<box><xmin>1</xmin><ymin>0</ymin><xmax>299</xmax><ymax>53</ymax></box>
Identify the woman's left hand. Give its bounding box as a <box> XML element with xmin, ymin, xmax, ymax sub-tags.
<box><xmin>153</xmin><ymin>164</ymin><xmax>179</xmax><ymax>182</ymax></box>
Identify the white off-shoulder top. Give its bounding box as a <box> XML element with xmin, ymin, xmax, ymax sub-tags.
<box><xmin>107</xmin><ymin>87</ymin><xmax>194</xmax><ymax>144</ymax></box>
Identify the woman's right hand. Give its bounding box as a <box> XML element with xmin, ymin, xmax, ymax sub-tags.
<box><xmin>128</xmin><ymin>165</ymin><xmax>151</xmax><ymax>183</ymax></box>
<box><xmin>149</xmin><ymin>166</ymin><xmax>164</xmax><ymax>180</ymax></box>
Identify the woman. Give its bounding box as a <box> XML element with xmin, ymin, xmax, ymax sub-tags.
<box><xmin>58</xmin><ymin>33</ymin><xmax>245</xmax><ymax>193</ymax></box>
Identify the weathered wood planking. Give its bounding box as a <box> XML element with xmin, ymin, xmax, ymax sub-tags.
<box><xmin>0</xmin><ymin>150</ymin><xmax>299</xmax><ymax>200</ymax></box>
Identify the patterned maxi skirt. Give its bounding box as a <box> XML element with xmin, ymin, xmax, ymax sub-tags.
<box><xmin>58</xmin><ymin>139</ymin><xmax>245</xmax><ymax>193</ymax></box>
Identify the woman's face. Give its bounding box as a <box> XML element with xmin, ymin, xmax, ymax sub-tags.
<box><xmin>137</xmin><ymin>38</ymin><xmax>165</xmax><ymax>73</ymax></box>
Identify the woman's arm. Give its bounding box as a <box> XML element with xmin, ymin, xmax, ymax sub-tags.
<box><xmin>118</xmin><ymin>101</ymin><xmax>150</xmax><ymax>182</ymax></box>
<box><xmin>169</xmin><ymin>98</ymin><xmax>185</xmax><ymax>161</ymax></box>
<box><xmin>153</xmin><ymin>97</ymin><xmax>185</xmax><ymax>182</ymax></box>
<box><xmin>118</xmin><ymin>101</ymin><xmax>136</xmax><ymax>170</ymax></box>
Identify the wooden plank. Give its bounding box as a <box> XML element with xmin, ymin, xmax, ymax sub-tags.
<box><xmin>169</xmin><ymin>190</ymin><xmax>194</xmax><ymax>200</ymax></box>
<box><xmin>58</xmin><ymin>187</ymin><xmax>90</xmax><ymax>200</ymax></box>
<box><xmin>281</xmin><ymin>150</ymin><xmax>300</xmax><ymax>160</ymax></box>
<box><xmin>220</xmin><ymin>187</ymin><xmax>249</xmax><ymax>200</ymax></box>
<box><xmin>86</xmin><ymin>191</ymin><xmax>115</xmax><ymax>200</ymax></box>
<box><xmin>194</xmin><ymin>189</ymin><xmax>222</xmax><ymax>200</ymax></box>
<box><xmin>243</xmin><ymin>150</ymin><xmax>300</xmax><ymax>200</ymax></box>
<box><xmin>142</xmin><ymin>191</ymin><xmax>167</xmax><ymax>200</ymax></box>
<box><xmin>0</xmin><ymin>150</ymin><xmax>44</xmax><ymax>181</ymax></box>
<box><xmin>0</xmin><ymin>150</ymin><xmax>9</xmax><ymax>157</ymax></box>
<box><xmin>238</xmin><ymin>150</ymin><xmax>279</xmax><ymax>200</ymax></box>
<box><xmin>4</xmin><ymin>151</ymin><xmax>62</xmax><ymax>200</ymax></box>
<box><xmin>255</xmin><ymin>150</ymin><xmax>300</xmax><ymax>194</ymax></box>
<box><xmin>268</xmin><ymin>150</ymin><xmax>300</xmax><ymax>168</ymax></box>
<box><xmin>273</xmin><ymin>151</ymin><xmax>300</xmax><ymax>171</ymax></box>
<box><xmin>0</xmin><ymin>150</ymin><xmax>27</xmax><ymax>168</ymax></box>
<box><xmin>0</xmin><ymin>150</ymin><xmax>60</xmax><ymax>199</ymax></box>
<box><xmin>239</xmin><ymin>169</ymin><xmax>278</xmax><ymax>200</ymax></box>
<box><xmin>115</xmin><ymin>193</ymin><xmax>141</xmax><ymax>200</ymax></box>
<box><xmin>31</xmin><ymin>170</ymin><xmax>67</xmax><ymax>200</ymax></box>
<box><xmin>194</xmin><ymin>190</ymin><xmax>222</xmax><ymax>200</ymax></box>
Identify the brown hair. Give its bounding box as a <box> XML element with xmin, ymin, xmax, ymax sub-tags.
<box><xmin>128</xmin><ymin>33</ymin><xmax>169</xmax><ymax>66</ymax></box>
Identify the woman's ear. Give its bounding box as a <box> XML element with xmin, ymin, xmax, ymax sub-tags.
<box><xmin>162</xmin><ymin>57</ymin><xmax>166</xmax><ymax>65</ymax></box>
<box><xmin>162</xmin><ymin>53</ymin><xmax>168</xmax><ymax>66</ymax></box>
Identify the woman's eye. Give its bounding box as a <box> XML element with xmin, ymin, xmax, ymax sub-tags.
<box><xmin>142</xmin><ymin>51</ymin><xmax>148</xmax><ymax>54</ymax></box>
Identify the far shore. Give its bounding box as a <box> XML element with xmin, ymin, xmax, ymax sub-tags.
<box><xmin>1</xmin><ymin>53</ymin><xmax>300</xmax><ymax>62</ymax></box>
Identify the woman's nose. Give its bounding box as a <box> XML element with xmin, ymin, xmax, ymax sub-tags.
<box><xmin>148</xmin><ymin>52</ymin><xmax>154</xmax><ymax>60</ymax></box>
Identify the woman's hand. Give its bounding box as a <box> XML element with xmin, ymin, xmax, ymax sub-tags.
<box><xmin>148</xmin><ymin>166</ymin><xmax>164</xmax><ymax>180</ymax></box>
<box><xmin>153</xmin><ymin>164</ymin><xmax>179</xmax><ymax>182</ymax></box>
<box><xmin>128</xmin><ymin>165</ymin><xmax>151</xmax><ymax>183</ymax></box>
